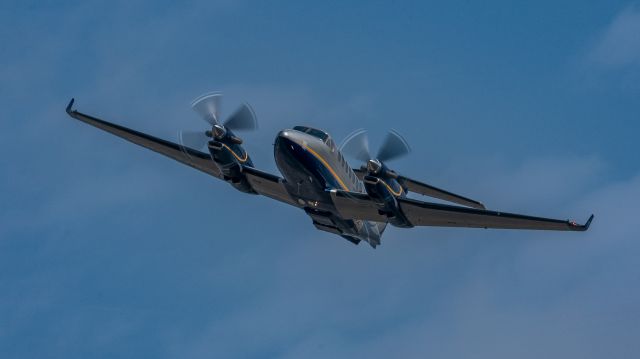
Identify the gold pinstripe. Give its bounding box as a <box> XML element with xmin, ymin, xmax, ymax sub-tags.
<box><xmin>221</xmin><ymin>143</ymin><xmax>248</xmax><ymax>162</ymax></box>
<box><xmin>304</xmin><ymin>145</ymin><xmax>349</xmax><ymax>191</ymax></box>
<box><xmin>380</xmin><ymin>179</ymin><xmax>404</xmax><ymax>196</ymax></box>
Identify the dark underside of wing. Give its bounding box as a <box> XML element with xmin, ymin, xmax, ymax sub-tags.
<box><xmin>242</xmin><ymin>166</ymin><xmax>299</xmax><ymax>207</ymax></box>
<box><xmin>66</xmin><ymin>99</ymin><xmax>222</xmax><ymax>178</ymax></box>
<box><xmin>399</xmin><ymin>197</ymin><xmax>593</xmax><ymax>231</ymax></box>
<box><xmin>331</xmin><ymin>189</ymin><xmax>593</xmax><ymax>231</ymax></box>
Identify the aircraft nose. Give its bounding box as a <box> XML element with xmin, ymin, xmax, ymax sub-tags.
<box><xmin>274</xmin><ymin>130</ymin><xmax>307</xmax><ymax>173</ymax></box>
<box><xmin>278</xmin><ymin>129</ymin><xmax>299</xmax><ymax>139</ymax></box>
<box><xmin>277</xmin><ymin>130</ymin><xmax>291</xmax><ymax>139</ymax></box>
<box><xmin>276</xmin><ymin>130</ymin><xmax>299</xmax><ymax>147</ymax></box>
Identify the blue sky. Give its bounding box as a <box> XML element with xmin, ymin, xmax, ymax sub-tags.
<box><xmin>1</xmin><ymin>0</ymin><xmax>640</xmax><ymax>357</ymax></box>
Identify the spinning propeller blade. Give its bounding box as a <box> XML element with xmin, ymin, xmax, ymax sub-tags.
<box><xmin>224</xmin><ymin>103</ymin><xmax>258</xmax><ymax>132</ymax></box>
<box><xmin>180</xmin><ymin>92</ymin><xmax>259</xmax><ymax>145</ymax></box>
<box><xmin>377</xmin><ymin>130</ymin><xmax>411</xmax><ymax>162</ymax></box>
<box><xmin>191</xmin><ymin>92</ymin><xmax>222</xmax><ymax>126</ymax></box>
<box><xmin>340</xmin><ymin>128</ymin><xmax>485</xmax><ymax>209</ymax></box>
<box><xmin>340</xmin><ymin>129</ymin><xmax>371</xmax><ymax>163</ymax></box>
<box><xmin>340</xmin><ymin>129</ymin><xmax>410</xmax><ymax>165</ymax></box>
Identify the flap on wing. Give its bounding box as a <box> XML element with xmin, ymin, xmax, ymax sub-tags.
<box><xmin>242</xmin><ymin>166</ymin><xmax>299</xmax><ymax>207</ymax></box>
<box><xmin>329</xmin><ymin>189</ymin><xmax>387</xmax><ymax>222</ymax></box>
<box><xmin>66</xmin><ymin>99</ymin><xmax>221</xmax><ymax>178</ymax></box>
<box><xmin>398</xmin><ymin>197</ymin><xmax>593</xmax><ymax>231</ymax></box>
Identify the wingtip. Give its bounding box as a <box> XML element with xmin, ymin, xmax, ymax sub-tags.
<box><xmin>583</xmin><ymin>214</ymin><xmax>595</xmax><ymax>231</ymax></box>
<box><xmin>66</xmin><ymin>98</ymin><xmax>75</xmax><ymax>115</ymax></box>
<box><xmin>570</xmin><ymin>214</ymin><xmax>594</xmax><ymax>231</ymax></box>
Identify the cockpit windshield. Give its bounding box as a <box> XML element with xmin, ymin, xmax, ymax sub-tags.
<box><xmin>293</xmin><ymin>126</ymin><xmax>330</xmax><ymax>142</ymax></box>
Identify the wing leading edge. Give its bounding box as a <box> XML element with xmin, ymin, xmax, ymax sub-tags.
<box><xmin>331</xmin><ymin>189</ymin><xmax>593</xmax><ymax>232</ymax></box>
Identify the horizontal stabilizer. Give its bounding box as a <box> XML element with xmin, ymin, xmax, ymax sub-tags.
<box><xmin>397</xmin><ymin>175</ymin><xmax>486</xmax><ymax>209</ymax></box>
<box><xmin>353</xmin><ymin>168</ymin><xmax>485</xmax><ymax>209</ymax></box>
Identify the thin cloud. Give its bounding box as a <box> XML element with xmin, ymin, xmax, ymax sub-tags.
<box><xmin>588</xmin><ymin>5</ymin><xmax>640</xmax><ymax>69</ymax></box>
<box><xmin>3</xmin><ymin>1</ymin><xmax>639</xmax><ymax>357</ymax></box>
<box><xmin>169</xmin><ymin>157</ymin><xmax>639</xmax><ymax>359</ymax></box>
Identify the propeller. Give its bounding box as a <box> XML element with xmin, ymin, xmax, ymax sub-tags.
<box><xmin>178</xmin><ymin>92</ymin><xmax>258</xmax><ymax>150</ymax></box>
<box><xmin>340</xmin><ymin>129</ymin><xmax>411</xmax><ymax>175</ymax></box>
<box><xmin>340</xmin><ymin>128</ymin><xmax>487</xmax><ymax>209</ymax></box>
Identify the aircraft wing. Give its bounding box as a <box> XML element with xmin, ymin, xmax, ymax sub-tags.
<box><xmin>242</xmin><ymin>166</ymin><xmax>299</xmax><ymax>207</ymax></box>
<box><xmin>66</xmin><ymin>98</ymin><xmax>222</xmax><ymax>178</ymax></box>
<box><xmin>66</xmin><ymin>99</ymin><xmax>298</xmax><ymax>207</ymax></box>
<box><xmin>330</xmin><ymin>189</ymin><xmax>593</xmax><ymax>231</ymax></box>
<box><xmin>353</xmin><ymin>168</ymin><xmax>485</xmax><ymax>209</ymax></box>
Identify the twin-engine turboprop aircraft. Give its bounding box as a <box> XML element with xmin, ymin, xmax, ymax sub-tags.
<box><xmin>65</xmin><ymin>93</ymin><xmax>593</xmax><ymax>248</ymax></box>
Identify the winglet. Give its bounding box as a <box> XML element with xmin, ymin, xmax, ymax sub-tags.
<box><xmin>569</xmin><ymin>214</ymin><xmax>594</xmax><ymax>231</ymax></box>
<box><xmin>67</xmin><ymin>97</ymin><xmax>75</xmax><ymax>115</ymax></box>
<box><xmin>66</xmin><ymin>98</ymin><xmax>75</xmax><ymax>115</ymax></box>
<box><xmin>583</xmin><ymin>214</ymin><xmax>595</xmax><ymax>231</ymax></box>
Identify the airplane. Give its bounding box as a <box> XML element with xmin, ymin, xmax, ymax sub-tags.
<box><xmin>65</xmin><ymin>93</ymin><xmax>593</xmax><ymax>248</ymax></box>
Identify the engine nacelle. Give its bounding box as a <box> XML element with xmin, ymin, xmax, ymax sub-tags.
<box><xmin>208</xmin><ymin>140</ymin><xmax>255</xmax><ymax>194</ymax></box>
<box><xmin>363</xmin><ymin>175</ymin><xmax>413</xmax><ymax>228</ymax></box>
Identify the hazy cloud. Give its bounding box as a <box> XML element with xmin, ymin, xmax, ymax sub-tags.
<box><xmin>167</xmin><ymin>157</ymin><xmax>639</xmax><ymax>359</ymax></box>
<box><xmin>588</xmin><ymin>5</ymin><xmax>640</xmax><ymax>69</ymax></box>
<box><xmin>3</xmin><ymin>1</ymin><xmax>640</xmax><ymax>358</ymax></box>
